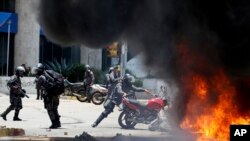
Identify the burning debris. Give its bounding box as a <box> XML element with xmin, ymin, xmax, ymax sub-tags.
<box><xmin>37</xmin><ymin>0</ymin><xmax>250</xmax><ymax>141</ymax></box>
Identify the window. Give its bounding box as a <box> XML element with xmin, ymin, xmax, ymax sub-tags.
<box><xmin>39</xmin><ymin>36</ymin><xmax>80</xmax><ymax>65</ymax></box>
<box><xmin>0</xmin><ymin>32</ymin><xmax>14</xmax><ymax>76</ymax></box>
<box><xmin>0</xmin><ymin>0</ymin><xmax>15</xmax><ymax>12</ymax></box>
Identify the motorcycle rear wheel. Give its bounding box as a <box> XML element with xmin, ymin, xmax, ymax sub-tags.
<box><xmin>118</xmin><ymin>111</ymin><xmax>137</xmax><ymax>129</ymax></box>
<box><xmin>76</xmin><ymin>89</ymin><xmax>88</xmax><ymax>102</ymax></box>
<box><xmin>92</xmin><ymin>92</ymin><xmax>105</xmax><ymax>105</ymax></box>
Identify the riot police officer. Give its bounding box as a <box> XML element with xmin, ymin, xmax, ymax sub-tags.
<box><xmin>91</xmin><ymin>80</ymin><xmax>125</xmax><ymax>128</ymax></box>
<box><xmin>83</xmin><ymin>64</ymin><xmax>95</xmax><ymax>102</ymax></box>
<box><xmin>105</xmin><ymin>67</ymin><xmax>113</xmax><ymax>89</ymax></box>
<box><xmin>122</xmin><ymin>73</ymin><xmax>151</xmax><ymax>99</ymax></box>
<box><xmin>1</xmin><ymin>66</ymin><xmax>26</xmax><ymax>121</ymax></box>
<box><xmin>34</xmin><ymin>63</ymin><xmax>61</xmax><ymax>129</ymax></box>
<box><xmin>91</xmin><ymin>65</ymin><xmax>123</xmax><ymax>127</ymax></box>
<box><xmin>107</xmin><ymin>65</ymin><xmax>121</xmax><ymax>93</ymax></box>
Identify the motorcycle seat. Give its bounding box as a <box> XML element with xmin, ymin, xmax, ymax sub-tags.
<box><xmin>127</xmin><ymin>99</ymin><xmax>148</xmax><ymax>108</ymax></box>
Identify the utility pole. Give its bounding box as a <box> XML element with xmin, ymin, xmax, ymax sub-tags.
<box><xmin>6</xmin><ymin>20</ymin><xmax>11</xmax><ymax>76</ymax></box>
<box><xmin>120</xmin><ymin>41</ymin><xmax>127</xmax><ymax>76</ymax></box>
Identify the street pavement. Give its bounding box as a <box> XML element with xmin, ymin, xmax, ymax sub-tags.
<box><xmin>0</xmin><ymin>93</ymin><xmax>173</xmax><ymax>140</ymax></box>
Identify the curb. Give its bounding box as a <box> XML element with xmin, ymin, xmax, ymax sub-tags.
<box><xmin>0</xmin><ymin>127</ymin><xmax>25</xmax><ymax>137</ymax></box>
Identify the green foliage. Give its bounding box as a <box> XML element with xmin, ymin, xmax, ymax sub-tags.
<box><xmin>44</xmin><ymin>58</ymin><xmax>72</xmax><ymax>77</ymax></box>
<box><xmin>92</xmin><ymin>68</ymin><xmax>106</xmax><ymax>84</ymax></box>
<box><xmin>45</xmin><ymin>59</ymin><xmax>106</xmax><ymax>83</ymax></box>
<box><xmin>133</xmin><ymin>79</ymin><xmax>143</xmax><ymax>87</ymax></box>
<box><xmin>66</xmin><ymin>63</ymin><xmax>85</xmax><ymax>82</ymax></box>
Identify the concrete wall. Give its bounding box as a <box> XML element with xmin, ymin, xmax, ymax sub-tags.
<box><xmin>14</xmin><ymin>0</ymin><xmax>40</xmax><ymax>68</ymax></box>
<box><xmin>139</xmin><ymin>78</ymin><xmax>179</xmax><ymax>102</ymax></box>
<box><xmin>0</xmin><ymin>76</ymin><xmax>36</xmax><ymax>94</ymax></box>
<box><xmin>126</xmin><ymin>53</ymin><xmax>150</xmax><ymax>78</ymax></box>
<box><xmin>142</xmin><ymin>78</ymin><xmax>168</xmax><ymax>95</ymax></box>
<box><xmin>80</xmin><ymin>45</ymin><xmax>102</xmax><ymax>70</ymax></box>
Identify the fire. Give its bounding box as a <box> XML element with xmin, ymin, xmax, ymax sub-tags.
<box><xmin>177</xmin><ymin>39</ymin><xmax>250</xmax><ymax>141</ymax></box>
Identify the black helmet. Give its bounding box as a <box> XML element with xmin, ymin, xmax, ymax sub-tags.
<box><xmin>123</xmin><ymin>73</ymin><xmax>133</xmax><ymax>82</ymax></box>
<box><xmin>15</xmin><ymin>66</ymin><xmax>25</xmax><ymax>77</ymax></box>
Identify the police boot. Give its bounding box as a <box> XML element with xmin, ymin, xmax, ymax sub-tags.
<box><xmin>1</xmin><ymin>106</ymin><xmax>12</xmax><ymax>121</ymax></box>
<box><xmin>13</xmin><ymin>110</ymin><xmax>22</xmax><ymax>121</ymax></box>
<box><xmin>49</xmin><ymin>114</ymin><xmax>61</xmax><ymax>129</ymax></box>
<box><xmin>54</xmin><ymin>115</ymin><xmax>61</xmax><ymax>128</ymax></box>
<box><xmin>50</xmin><ymin>119</ymin><xmax>61</xmax><ymax>129</ymax></box>
<box><xmin>91</xmin><ymin>113</ymin><xmax>106</xmax><ymax>128</ymax></box>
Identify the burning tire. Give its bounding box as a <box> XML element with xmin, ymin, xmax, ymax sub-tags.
<box><xmin>91</xmin><ymin>92</ymin><xmax>105</xmax><ymax>105</ymax></box>
<box><xmin>118</xmin><ymin>111</ymin><xmax>137</xmax><ymax>129</ymax></box>
<box><xmin>76</xmin><ymin>89</ymin><xmax>88</xmax><ymax>102</ymax></box>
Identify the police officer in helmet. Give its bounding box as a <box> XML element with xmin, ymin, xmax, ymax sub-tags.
<box><xmin>1</xmin><ymin>66</ymin><xmax>26</xmax><ymax>121</ymax></box>
<box><xmin>83</xmin><ymin>64</ymin><xmax>95</xmax><ymax>102</ymax></box>
<box><xmin>33</xmin><ymin>63</ymin><xmax>61</xmax><ymax>129</ymax></box>
<box><xmin>91</xmin><ymin>65</ymin><xmax>124</xmax><ymax>127</ymax></box>
<box><xmin>122</xmin><ymin>73</ymin><xmax>151</xmax><ymax>99</ymax></box>
<box><xmin>91</xmin><ymin>80</ymin><xmax>126</xmax><ymax>128</ymax></box>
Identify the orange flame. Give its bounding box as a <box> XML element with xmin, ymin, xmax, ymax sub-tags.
<box><xmin>177</xmin><ymin>39</ymin><xmax>250</xmax><ymax>141</ymax></box>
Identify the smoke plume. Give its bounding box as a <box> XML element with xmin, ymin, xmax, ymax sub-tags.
<box><xmin>38</xmin><ymin>0</ymin><xmax>250</xmax><ymax>127</ymax></box>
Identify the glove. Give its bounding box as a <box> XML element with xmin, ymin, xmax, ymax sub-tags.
<box><xmin>20</xmin><ymin>93</ymin><xmax>25</xmax><ymax>98</ymax></box>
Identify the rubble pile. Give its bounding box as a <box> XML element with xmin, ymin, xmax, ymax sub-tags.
<box><xmin>73</xmin><ymin>132</ymin><xmax>96</xmax><ymax>141</ymax></box>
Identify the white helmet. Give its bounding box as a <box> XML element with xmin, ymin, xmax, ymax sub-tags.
<box><xmin>15</xmin><ymin>66</ymin><xmax>25</xmax><ymax>77</ymax></box>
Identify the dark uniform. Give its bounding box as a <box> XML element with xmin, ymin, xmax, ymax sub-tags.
<box><xmin>1</xmin><ymin>66</ymin><xmax>26</xmax><ymax>121</ymax></box>
<box><xmin>91</xmin><ymin>66</ymin><xmax>123</xmax><ymax>127</ymax></box>
<box><xmin>122</xmin><ymin>74</ymin><xmax>147</xmax><ymax>99</ymax></box>
<box><xmin>105</xmin><ymin>67</ymin><xmax>113</xmax><ymax>88</ymax></box>
<box><xmin>83</xmin><ymin>65</ymin><xmax>95</xmax><ymax>102</ymax></box>
<box><xmin>35</xmin><ymin>63</ymin><xmax>61</xmax><ymax>129</ymax></box>
<box><xmin>34</xmin><ymin>76</ymin><xmax>43</xmax><ymax>100</ymax></box>
<box><xmin>91</xmin><ymin>82</ymin><xmax>124</xmax><ymax>128</ymax></box>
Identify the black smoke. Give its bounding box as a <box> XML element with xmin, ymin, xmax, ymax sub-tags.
<box><xmin>38</xmin><ymin>0</ymin><xmax>250</xmax><ymax>126</ymax></box>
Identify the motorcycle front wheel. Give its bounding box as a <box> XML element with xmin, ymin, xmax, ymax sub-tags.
<box><xmin>76</xmin><ymin>89</ymin><xmax>88</xmax><ymax>102</ymax></box>
<box><xmin>118</xmin><ymin>111</ymin><xmax>137</xmax><ymax>129</ymax></box>
<box><xmin>92</xmin><ymin>92</ymin><xmax>105</xmax><ymax>105</ymax></box>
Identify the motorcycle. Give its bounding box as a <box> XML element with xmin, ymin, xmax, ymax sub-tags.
<box><xmin>118</xmin><ymin>94</ymin><xmax>169</xmax><ymax>130</ymax></box>
<box><xmin>63</xmin><ymin>79</ymin><xmax>108</xmax><ymax>105</ymax></box>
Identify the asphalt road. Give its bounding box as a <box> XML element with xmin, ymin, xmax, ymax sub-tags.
<box><xmin>0</xmin><ymin>93</ymin><xmax>197</xmax><ymax>141</ymax></box>
<box><xmin>0</xmin><ymin>93</ymin><xmax>172</xmax><ymax>138</ymax></box>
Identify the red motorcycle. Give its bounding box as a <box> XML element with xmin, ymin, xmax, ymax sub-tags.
<box><xmin>118</xmin><ymin>94</ymin><xmax>169</xmax><ymax>130</ymax></box>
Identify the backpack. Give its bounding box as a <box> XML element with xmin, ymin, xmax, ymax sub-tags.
<box><xmin>44</xmin><ymin>70</ymin><xmax>65</xmax><ymax>95</ymax></box>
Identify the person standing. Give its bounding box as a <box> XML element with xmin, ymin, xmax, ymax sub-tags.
<box><xmin>83</xmin><ymin>64</ymin><xmax>95</xmax><ymax>102</ymax></box>
<box><xmin>1</xmin><ymin>66</ymin><xmax>26</xmax><ymax>121</ymax></box>
<box><xmin>34</xmin><ymin>76</ymin><xmax>43</xmax><ymax>100</ymax></box>
<box><xmin>34</xmin><ymin>63</ymin><xmax>62</xmax><ymax>129</ymax></box>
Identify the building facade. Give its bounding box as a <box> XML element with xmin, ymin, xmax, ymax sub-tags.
<box><xmin>0</xmin><ymin>0</ymin><xmax>104</xmax><ymax>76</ymax></box>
